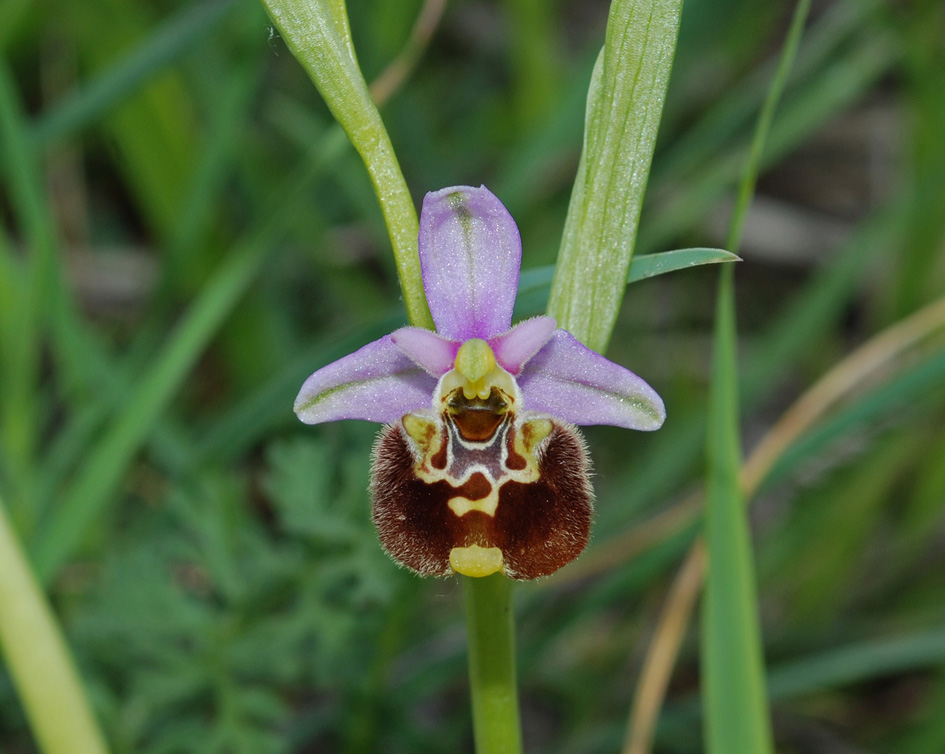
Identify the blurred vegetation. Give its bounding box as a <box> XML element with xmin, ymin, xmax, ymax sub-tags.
<box><xmin>1</xmin><ymin>0</ymin><xmax>945</xmax><ymax>752</ymax></box>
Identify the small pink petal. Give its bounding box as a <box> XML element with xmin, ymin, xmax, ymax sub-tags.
<box><xmin>419</xmin><ymin>186</ymin><xmax>521</xmax><ymax>340</ymax></box>
<box><xmin>391</xmin><ymin>327</ymin><xmax>459</xmax><ymax>376</ymax></box>
<box><xmin>490</xmin><ymin>316</ymin><xmax>557</xmax><ymax>375</ymax></box>
<box><xmin>294</xmin><ymin>335</ymin><xmax>436</xmax><ymax>424</ymax></box>
<box><xmin>518</xmin><ymin>330</ymin><xmax>665</xmax><ymax>430</ymax></box>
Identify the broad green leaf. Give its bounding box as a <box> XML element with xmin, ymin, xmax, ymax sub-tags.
<box><xmin>548</xmin><ymin>0</ymin><xmax>682</xmax><ymax>352</ymax></box>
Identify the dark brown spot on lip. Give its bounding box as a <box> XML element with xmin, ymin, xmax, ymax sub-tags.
<box><xmin>505</xmin><ymin>430</ymin><xmax>527</xmax><ymax>470</ymax></box>
<box><xmin>457</xmin><ymin>472</ymin><xmax>492</xmax><ymax>501</ymax></box>
<box><xmin>493</xmin><ymin>422</ymin><xmax>593</xmax><ymax>579</ymax></box>
<box><xmin>430</xmin><ymin>425</ymin><xmax>448</xmax><ymax>469</ymax></box>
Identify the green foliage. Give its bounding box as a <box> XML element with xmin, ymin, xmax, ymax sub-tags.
<box><xmin>548</xmin><ymin>0</ymin><xmax>682</xmax><ymax>351</ymax></box>
<box><xmin>2</xmin><ymin>0</ymin><xmax>945</xmax><ymax>752</ymax></box>
<box><xmin>70</xmin><ymin>433</ymin><xmax>400</xmax><ymax>754</ymax></box>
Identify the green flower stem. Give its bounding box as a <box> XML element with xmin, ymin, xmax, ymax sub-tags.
<box><xmin>0</xmin><ymin>496</ymin><xmax>110</xmax><ymax>754</ymax></box>
<box><xmin>457</xmin><ymin>4</ymin><xmax>681</xmax><ymax>751</ymax></box>
<box><xmin>463</xmin><ymin>574</ymin><xmax>524</xmax><ymax>754</ymax></box>
<box><xmin>260</xmin><ymin>0</ymin><xmax>433</xmax><ymax>330</ymax></box>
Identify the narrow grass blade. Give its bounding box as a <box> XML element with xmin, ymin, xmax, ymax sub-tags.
<box><xmin>702</xmin><ymin>2</ymin><xmax>811</xmax><ymax>751</ymax></box>
<box><xmin>641</xmin><ymin>30</ymin><xmax>895</xmax><ymax>257</ymax></box>
<box><xmin>59</xmin><ymin>0</ymin><xmax>203</xmax><ymax>238</ymax></box>
<box><xmin>29</xmin><ymin>123</ymin><xmax>351</xmax><ymax>582</ymax></box>
<box><xmin>548</xmin><ymin>0</ymin><xmax>682</xmax><ymax>349</ymax></box>
<box><xmin>504</xmin><ymin>0</ymin><xmax>560</xmax><ymax>130</ymax></box>
<box><xmin>627</xmin><ymin>248</ymin><xmax>739</xmax><ymax>283</ymax></box>
<box><xmin>767</xmin><ymin>627</ymin><xmax>945</xmax><ymax>699</ymax></box>
<box><xmin>0</xmin><ymin>61</ymin><xmax>58</xmax><ymax>523</ymax></box>
<box><xmin>764</xmin><ymin>347</ymin><xmax>945</xmax><ymax>492</ymax></box>
<box><xmin>702</xmin><ymin>267</ymin><xmax>775</xmax><ymax>754</ymax></box>
<box><xmin>725</xmin><ymin>0</ymin><xmax>812</xmax><ymax>252</ymax></box>
<box><xmin>662</xmin><ymin>626</ymin><xmax>945</xmax><ymax>727</ymax></box>
<box><xmin>516</xmin><ymin>248</ymin><xmax>738</xmax><ymax>316</ymax></box>
<box><xmin>30</xmin><ymin>238</ymin><xmax>268</xmax><ymax>583</ymax></box>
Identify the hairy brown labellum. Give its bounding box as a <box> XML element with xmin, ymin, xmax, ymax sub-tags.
<box><xmin>370</xmin><ymin>389</ymin><xmax>593</xmax><ymax>580</ymax></box>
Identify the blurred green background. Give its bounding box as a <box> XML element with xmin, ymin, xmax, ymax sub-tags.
<box><xmin>2</xmin><ymin>0</ymin><xmax>945</xmax><ymax>752</ymax></box>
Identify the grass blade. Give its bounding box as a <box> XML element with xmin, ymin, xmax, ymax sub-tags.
<box><xmin>702</xmin><ymin>2</ymin><xmax>811</xmax><ymax>751</ymax></box>
<box><xmin>29</xmin><ymin>125</ymin><xmax>349</xmax><ymax>582</ymax></box>
<box><xmin>627</xmin><ymin>248</ymin><xmax>739</xmax><ymax>283</ymax></box>
<box><xmin>702</xmin><ymin>266</ymin><xmax>775</xmax><ymax>754</ymax></box>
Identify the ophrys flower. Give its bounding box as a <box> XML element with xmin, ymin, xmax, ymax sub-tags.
<box><xmin>295</xmin><ymin>186</ymin><xmax>664</xmax><ymax>579</ymax></box>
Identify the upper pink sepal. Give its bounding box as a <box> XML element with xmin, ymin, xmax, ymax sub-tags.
<box><xmin>419</xmin><ymin>186</ymin><xmax>521</xmax><ymax>341</ymax></box>
<box><xmin>296</xmin><ymin>184</ymin><xmax>666</xmax><ymax>434</ymax></box>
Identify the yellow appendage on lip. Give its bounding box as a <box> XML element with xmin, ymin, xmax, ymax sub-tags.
<box><xmin>454</xmin><ymin>339</ymin><xmax>497</xmax><ymax>399</ymax></box>
<box><xmin>438</xmin><ymin>339</ymin><xmax>518</xmax><ymax>410</ymax></box>
<box><xmin>450</xmin><ymin>545</ymin><xmax>503</xmax><ymax>577</ymax></box>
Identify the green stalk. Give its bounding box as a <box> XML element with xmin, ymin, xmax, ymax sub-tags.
<box><xmin>260</xmin><ymin>0</ymin><xmax>432</xmax><ymax>329</ymax></box>
<box><xmin>0</xmin><ymin>496</ymin><xmax>110</xmax><ymax>754</ymax></box>
<box><xmin>463</xmin><ymin>574</ymin><xmax>524</xmax><ymax>754</ymax></box>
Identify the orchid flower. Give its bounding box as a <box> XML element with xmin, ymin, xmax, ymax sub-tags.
<box><xmin>295</xmin><ymin>185</ymin><xmax>665</xmax><ymax>580</ymax></box>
